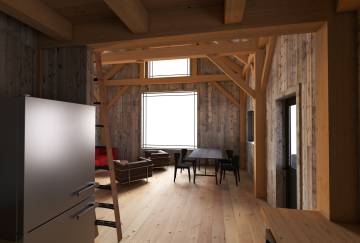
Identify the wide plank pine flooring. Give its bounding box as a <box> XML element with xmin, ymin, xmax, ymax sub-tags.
<box><xmin>95</xmin><ymin>167</ymin><xmax>268</xmax><ymax>243</ymax></box>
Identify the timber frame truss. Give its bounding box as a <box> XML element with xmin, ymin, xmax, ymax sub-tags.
<box><xmin>92</xmin><ymin>36</ymin><xmax>276</xmax><ymax>241</ymax></box>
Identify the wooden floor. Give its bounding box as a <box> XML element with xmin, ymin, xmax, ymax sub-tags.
<box><xmin>95</xmin><ymin>167</ymin><xmax>268</xmax><ymax>243</ymax></box>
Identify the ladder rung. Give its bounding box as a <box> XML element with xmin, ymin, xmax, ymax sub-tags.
<box><xmin>96</xmin><ymin>124</ymin><xmax>104</xmax><ymax>128</ymax></box>
<box><xmin>97</xmin><ymin>184</ymin><xmax>111</xmax><ymax>190</ymax></box>
<box><xmin>95</xmin><ymin>220</ymin><xmax>117</xmax><ymax>228</ymax></box>
<box><xmin>95</xmin><ymin>165</ymin><xmax>109</xmax><ymax>171</ymax></box>
<box><xmin>97</xmin><ymin>203</ymin><xmax>115</xmax><ymax>210</ymax></box>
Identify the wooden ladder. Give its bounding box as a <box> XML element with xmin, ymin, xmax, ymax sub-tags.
<box><xmin>93</xmin><ymin>52</ymin><xmax>123</xmax><ymax>242</ymax></box>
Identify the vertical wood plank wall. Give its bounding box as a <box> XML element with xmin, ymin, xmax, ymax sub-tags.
<box><xmin>0</xmin><ymin>12</ymin><xmax>38</xmax><ymax>97</ymax></box>
<box><xmin>41</xmin><ymin>47</ymin><xmax>92</xmax><ymax>104</ymax></box>
<box><xmin>105</xmin><ymin>58</ymin><xmax>242</xmax><ymax>162</ymax></box>
<box><xmin>247</xmin><ymin>33</ymin><xmax>317</xmax><ymax>209</ymax></box>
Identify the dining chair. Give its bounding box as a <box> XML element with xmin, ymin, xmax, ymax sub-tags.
<box><xmin>218</xmin><ymin>149</ymin><xmax>234</xmax><ymax>178</ymax></box>
<box><xmin>181</xmin><ymin>148</ymin><xmax>196</xmax><ymax>169</ymax></box>
<box><xmin>219</xmin><ymin>155</ymin><xmax>240</xmax><ymax>186</ymax></box>
<box><xmin>174</xmin><ymin>152</ymin><xmax>192</xmax><ymax>182</ymax></box>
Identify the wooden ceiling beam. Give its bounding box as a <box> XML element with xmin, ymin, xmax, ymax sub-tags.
<box><xmin>39</xmin><ymin>0</ymin><xmax>330</xmax><ymax>49</ymax></box>
<box><xmin>208</xmin><ymin>55</ymin><xmax>256</xmax><ymax>98</ymax></box>
<box><xmin>255</xmin><ymin>49</ymin><xmax>266</xmax><ymax>92</ymax></box>
<box><xmin>211</xmin><ymin>81</ymin><xmax>240</xmax><ymax>109</ymax></box>
<box><xmin>224</xmin><ymin>0</ymin><xmax>246</xmax><ymax>24</ymax></box>
<box><xmin>0</xmin><ymin>0</ymin><xmax>72</xmax><ymax>40</ymax></box>
<box><xmin>104</xmin><ymin>0</ymin><xmax>148</xmax><ymax>33</ymax></box>
<box><xmin>234</xmin><ymin>54</ymin><xmax>249</xmax><ymax>65</ymax></box>
<box><xmin>101</xmin><ymin>41</ymin><xmax>257</xmax><ymax>64</ymax></box>
<box><xmin>105</xmin><ymin>74</ymin><xmax>229</xmax><ymax>86</ymax></box>
<box><xmin>337</xmin><ymin>0</ymin><xmax>360</xmax><ymax>12</ymax></box>
<box><xmin>260</xmin><ymin>36</ymin><xmax>277</xmax><ymax>90</ymax></box>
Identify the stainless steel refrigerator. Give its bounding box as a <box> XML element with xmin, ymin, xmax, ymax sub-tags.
<box><xmin>0</xmin><ymin>97</ymin><xmax>96</xmax><ymax>243</ymax></box>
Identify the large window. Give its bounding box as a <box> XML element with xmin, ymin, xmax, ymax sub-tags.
<box><xmin>141</xmin><ymin>91</ymin><xmax>197</xmax><ymax>149</ymax></box>
<box><xmin>148</xmin><ymin>58</ymin><xmax>190</xmax><ymax>78</ymax></box>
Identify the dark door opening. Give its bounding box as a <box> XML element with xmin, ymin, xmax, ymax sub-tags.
<box><xmin>284</xmin><ymin>97</ymin><xmax>297</xmax><ymax>209</ymax></box>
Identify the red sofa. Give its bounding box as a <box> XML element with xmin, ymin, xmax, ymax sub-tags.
<box><xmin>95</xmin><ymin>146</ymin><xmax>119</xmax><ymax>170</ymax></box>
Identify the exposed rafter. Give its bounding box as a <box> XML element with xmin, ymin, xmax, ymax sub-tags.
<box><xmin>242</xmin><ymin>54</ymin><xmax>254</xmax><ymax>78</ymax></box>
<box><xmin>0</xmin><ymin>0</ymin><xmax>72</xmax><ymax>40</ymax></box>
<box><xmin>104</xmin><ymin>0</ymin><xmax>148</xmax><ymax>33</ymax></box>
<box><xmin>224</xmin><ymin>0</ymin><xmax>247</xmax><ymax>24</ymax></box>
<box><xmin>105</xmin><ymin>74</ymin><xmax>229</xmax><ymax>86</ymax></box>
<box><xmin>255</xmin><ymin>49</ymin><xmax>266</xmax><ymax>91</ymax></box>
<box><xmin>40</xmin><ymin>20</ymin><xmax>323</xmax><ymax>50</ymax></box>
<box><xmin>108</xmin><ymin>86</ymin><xmax>129</xmax><ymax>109</ymax></box>
<box><xmin>208</xmin><ymin>55</ymin><xmax>256</xmax><ymax>98</ymax></box>
<box><xmin>234</xmin><ymin>54</ymin><xmax>249</xmax><ymax>65</ymax></box>
<box><xmin>337</xmin><ymin>0</ymin><xmax>360</xmax><ymax>12</ymax></box>
<box><xmin>260</xmin><ymin>36</ymin><xmax>277</xmax><ymax>90</ymax></box>
<box><xmin>211</xmin><ymin>82</ymin><xmax>240</xmax><ymax>109</ymax></box>
<box><xmin>101</xmin><ymin>41</ymin><xmax>258</xmax><ymax>64</ymax></box>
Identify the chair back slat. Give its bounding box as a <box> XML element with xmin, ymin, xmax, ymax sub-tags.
<box><xmin>174</xmin><ymin>152</ymin><xmax>180</xmax><ymax>167</ymax></box>
<box><xmin>232</xmin><ymin>155</ymin><xmax>240</xmax><ymax>168</ymax></box>
<box><xmin>225</xmin><ymin>149</ymin><xmax>234</xmax><ymax>160</ymax></box>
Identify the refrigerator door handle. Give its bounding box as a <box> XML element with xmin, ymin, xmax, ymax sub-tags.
<box><xmin>74</xmin><ymin>203</ymin><xmax>97</xmax><ymax>220</ymax></box>
<box><xmin>73</xmin><ymin>182</ymin><xmax>98</xmax><ymax>196</ymax></box>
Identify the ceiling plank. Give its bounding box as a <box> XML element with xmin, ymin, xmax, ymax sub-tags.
<box><xmin>0</xmin><ymin>0</ymin><xmax>72</xmax><ymax>40</ymax></box>
<box><xmin>208</xmin><ymin>55</ymin><xmax>256</xmax><ymax>98</ymax></box>
<box><xmin>337</xmin><ymin>0</ymin><xmax>360</xmax><ymax>12</ymax></box>
<box><xmin>211</xmin><ymin>81</ymin><xmax>240</xmax><ymax>109</ymax></box>
<box><xmin>105</xmin><ymin>74</ymin><xmax>230</xmax><ymax>86</ymax></box>
<box><xmin>101</xmin><ymin>41</ymin><xmax>257</xmax><ymax>64</ymax></box>
<box><xmin>104</xmin><ymin>0</ymin><xmax>148</xmax><ymax>33</ymax></box>
<box><xmin>224</xmin><ymin>0</ymin><xmax>246</xmax><ymax>24</ymax></box>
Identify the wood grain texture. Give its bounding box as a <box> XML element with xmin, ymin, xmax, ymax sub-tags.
<box><xmin>0</xmin><ymin>12</ymin><xmax>38</xmax><ymax>97</ymax></box>
<box><xmin>262</xmin><ymin>207</ymin><xmax>360</xmax><ymax>243</ymax></box>
<box><xmin>247</xmin><ymin>33</ymin><xmax>317</xmax><ymax>209</ymax></box>
<box><xmin>95</xmin><ymin>168</ymin><xmax>269</xmax><ymax>243</ymax></box>
<box><xmin>0</xmin><ymin>0</ymin><xmax>72</xmax><ymax>40</ymax></box>
<box><xmin>224</xmin><ymin>0</ymin><xmax>246</xmax><ymax>24</ymax></box>
<box><xmin>101</xmin><ymin>59</ymin><xmax>241</xmax><ymax>166</ymax></box>
<box><xmin>317</xmin><ymin>13</ymin><xmax>359</xmax><ymax>222</ymax></box>
<box><xmin>104</xmin><ymin>0</ymin><xmax>148</xmax><ymax>33</ymax></box>
<box><xmin>41</xmin><ymin>46</ymin><xmax>92</xmax><ymax>104</ymax></box>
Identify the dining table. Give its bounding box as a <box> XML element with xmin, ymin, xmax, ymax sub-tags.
<box><xmin>188</xmin><ymin>148</ymin><xmax>225</xmax><ymax>184</ymax></box>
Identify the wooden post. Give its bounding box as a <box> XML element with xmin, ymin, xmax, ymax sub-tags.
<box><xmin>191</xmin><ymin>58</ymin><xmax>197</xmax><ymax>76</ymax></box>
<box><xmin>253</xmin><ymin>48</ymin><xmax>266</xmax><ymax>199</ymax></box>
<box><xmin>316</xmin><ymin>13</ymin><xmax>359</xmax><ymax>223</ymax></box>
<box><xmin>239</xmin><ymin>89</ymin><xmax>247</xmax><ymax>170</ymax></box>
<box><xmin>254</xmin><ymin>92</ymin><xmax>266</xmax><ymax>199</ymax></box>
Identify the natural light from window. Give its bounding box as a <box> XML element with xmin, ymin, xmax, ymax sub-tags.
<box><xmin>148</xmin><ymin>58</ymin><xmax>190</xmax><ymax>78</ymax></box>
<box><xmin>141</xmin><ymin>92</ymin><xmax>197</xmax><ymax>149</ymax></box>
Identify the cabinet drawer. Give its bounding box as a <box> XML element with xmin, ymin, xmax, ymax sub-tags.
<box><xmin>23</xmin><ymin>198</ymin><xmax>95</xmax><ymax>243</ymax></box>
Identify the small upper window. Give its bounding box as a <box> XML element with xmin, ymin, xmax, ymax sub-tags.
<box><xmin>148</xmin><ymin>58</ymin><xmax>190</xmax><ymax>78</ymax></box>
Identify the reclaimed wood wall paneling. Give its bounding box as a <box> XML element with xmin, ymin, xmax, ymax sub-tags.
<box><xmin>105</xmin><ymin>58</ymin><xmax>241</xmax><ymax>163</ymax></box>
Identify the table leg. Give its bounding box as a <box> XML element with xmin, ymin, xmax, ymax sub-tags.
<box><xmin>215</xmin><ymin>160</ymin><xmax>218</xmax><ymax>185</ymax></box>
<box><xmin>193</xmin><ymin>160</ymin><xmax>197</xmax><ymax>184</ymax></box>
<box><xmin>205</xmin><ymin>159</ymin><xmax>207</xmax><ymax>175</ymax></box>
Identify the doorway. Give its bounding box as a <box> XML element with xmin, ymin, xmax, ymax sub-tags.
<box><xmin>284</xmin><ymin>97</ymin><xmax>297</xmax><ymax>209</ymax></box>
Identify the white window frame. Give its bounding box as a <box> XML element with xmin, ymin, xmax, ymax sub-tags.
<box><xmin>141</xmin><ymin>91</ymin><xmax>198</xmax><ymax>149</ymax></box>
